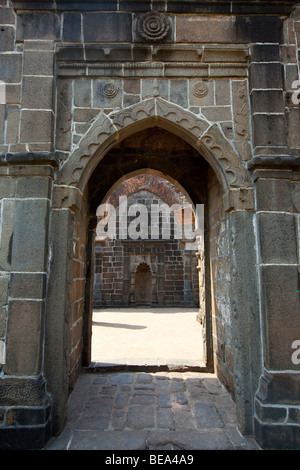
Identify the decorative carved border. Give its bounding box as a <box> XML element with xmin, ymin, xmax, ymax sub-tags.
<box><xmin>58</xmin><ymin>98</ymin><xmax>252</xmax><ymax>194</ymax></box>
<box><xmin>0</xmin><ymin>375</ymin><xmax>48</xmax><ymax>406</ymax></box>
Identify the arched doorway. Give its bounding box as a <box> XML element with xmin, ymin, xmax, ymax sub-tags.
<box><xmin>47</xmin><ymin>99</ymin><xmax>260</xmax><ymax>438</ymax></box>
<box><xmin>135</xmin><ymin>262</ymin><xmax>152</xmax><ymax>306</ymax></box>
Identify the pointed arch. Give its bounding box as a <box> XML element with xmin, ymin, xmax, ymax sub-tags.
<box><xmin>58</xmin><ymin>98</ymin><xmax>252</xmax><ymax>194</ymax></box>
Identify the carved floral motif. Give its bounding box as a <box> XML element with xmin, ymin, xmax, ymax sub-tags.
<box><xmin>102</xmin><ymin>82</ymin><xmax>119</xmax><ymax>99</ymax></box>
<box><xmin>137</xmin><ymin>12</ymin><xmax>171</xmax><ymax>42</ymax></box>
<box><xmin>193</xmin><ymin>81</ymin><xmax>209</xmax><ymax>98</ymax></box>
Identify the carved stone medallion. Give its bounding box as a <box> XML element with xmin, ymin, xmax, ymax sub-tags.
<box><xmin>137</xmin><ymin>12</ymin><xmax>171</xmax><ymax>42</ymax></box>
<box><xmin>193</xmin><ymin>81</ymin><xmax>209</xmax><ymax>98</ymax></box>
<box><xmin>102</xmin><ymin>82</ymin><xmax>119</xmax><ymax>99</ymax></box>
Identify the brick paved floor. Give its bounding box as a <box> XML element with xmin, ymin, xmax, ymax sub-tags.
<box><xmin>45</xmin><ymin>371</ymin><xmax>260</xmax><ymax>450</ymax></box>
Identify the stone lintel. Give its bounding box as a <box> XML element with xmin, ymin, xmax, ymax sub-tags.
<box><xmin>0</xmin><ymin>152</ymin><xmax>59</xmax><ymax>168</ymax></box>
<box><xmin>10</xmin><ymin>1</ymin><xmax>295</xmax><ymax>15</ymax></box>
<box><xmin>247</xmin><ymin>155</ymin><xmax>300</xmax><ymax>172</ymax></box>
<box><xmin>56</xmin><ymin>43</ymin><xmax>249</xmax><ymax>79</ymax></box>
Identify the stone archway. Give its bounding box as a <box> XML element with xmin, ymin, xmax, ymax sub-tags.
<box><xmin>58</xmin><ymin>97</ymin><xmax>253</xmax><ymax>198</ymax></box>
<box><xmin>48</xmin><ymin>98</ymin><xmax>260</xmax><ymax>439</ymax></box>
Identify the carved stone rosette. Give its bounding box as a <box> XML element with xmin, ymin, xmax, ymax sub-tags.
<box><xmin>193</xmin><ymin>81</ymin><xmax>209</xmax><ymax>98</ymax></box>
<box><xmin>136</xmin><ymin>12</ymin><xmax>171</xmax><ymax>42</ymax></box>
<box><xmin>102</xmin><ymin>82</ymin><xmax>119</xmax><ymax>99</ymax></box>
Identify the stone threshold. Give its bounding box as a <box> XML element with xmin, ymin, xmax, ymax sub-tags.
<box><xmin>84</xmin><ymin>359</ymin><xmax>208</xmax><ymax>374</ymax></box>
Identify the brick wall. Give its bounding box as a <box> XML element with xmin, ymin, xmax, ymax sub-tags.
<box><xmin>208</xmin><ymin>168</ymin><xmax>234</xmax><ymax>395</ymax></box>
<box><xmin>94</xmin><ymin>180</ymin><xmax>199</xmax><ymax>308</ymax></box>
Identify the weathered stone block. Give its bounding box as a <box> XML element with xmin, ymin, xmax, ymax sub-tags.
<box><xmin>83</xmin><ymin>13</ymin><xmax>132</xmax><ymax>42</ymax></box>
<box><xmin>0</xmin><ymin>105</ymin><xmax>5</xmax><ymax>144</ymax></box>
<box><xmin>5</xmin><ymin>300</ymin><xmax>43</xmax><ymax>376</ymax></box>
<box><xmin>258</xmin><ymin>212</ymin><xmax>297</xmax><ymax>264</ymax></box>
<box><xmin>10</xmin><ymin>199</ymin><xmax>49</xmax><ymax>272</ymax></box>
<box><xmin>255</xmin><ymin>179</ymin><xmax>294</xmax><ymax>212</ymax></box>
<box><xmin>255</xmin><ymin>400</ymin><xmax>287</xmax><ymax>423</ymax></box>
<box><xmin>287</xmin><ymin>108</ymin><xmax>300</xmax><ymax>150</ymax></box>
<box><xmin>74</xmin><ymin>79</ymin><xmax>91</xmax><ymax>108</ymax></box>
<box><xmin>16</xmin><ymin>176</ymin><xmax>51</xmax><ymax>199</ymax></box>
<box><xmin>285</xmin><ymin>64</ymin><xmax>299</xmax><ymax>90</ymax></box>
<box><xmin>22</xmin><ymin>76</ymin><xmax>54</xmax><ymax>110</ymax></box>
<box><xmin>261</xmin><ymin>265</ymin><xmax>300</xmax><ymax>370</ymax></box>
<box><xmin>250</xmin><ymin>44</ymin><xmax>280</xmax><ymax>62</ymax></box>
<box><xmin>176</xmin><ymin>16</ymin><xmax>237</xmax><ymax>43</ymax></box>
<box><xmin>234</xmin><ymin>16</ymin><xmax>282</xmax><ymax>43</ymax></box>
<box><xmin>201</xmin><ymin>106</ymin><xmax>232</xmax><ymax>122</ymax></box>
<box><xmin>170</xmin><ymin>80</ymin><xmax>188</xmax><ymax>108</ymax></box>
<box><xmin>0</xmin><ymin>307</ymin><xmax>5</xmax><ymax>337</ymax></box>
<box><xmin>0</xmin><ymin>275</ymin><xmax>9</xmax><ymax>307</ymax></box>
<box><xmin>20</xmin><ymin>110</ymin><xmax>53</xmax><ymax>143</ymax></box>
<box><xmin>250</xmin><ymin>90</ymin><xmax>285</xmax><ymax>114</ymax></box>
<box><xmin>10</xmin><ymin>273</ymin><xmax>46</xmax><ymax>300</ymax></box>
<box><xmin>17</xmin><ymin>12</ymin><xmax>61</xmax><ymax>40</ymax></box>
<box><xmin>249</xmin><ymin>63</ymin><xmax>283</xmax><ymax>90</ymax></box>
<box><xmin>215</xmin><ymin>80</ymin><xmax>230</xmax><ymax>106</ymax></box>
<box><xmin>23</xmin><ymin>50</ymin><xmax>54</xmax><ymax>76</ymax></box>
<box><xmin>6</xmin><ymin>404</ymin><xmax>50</xmax><ymax>427</ymax></box>
<box><xmin>0</xmin><ymin>53</ymin><xmax>22</xmax><ymax>83</ymax></box>
<box><xmin>252</xmin><ymin>114</ymin><xmax>287</xmax><ymax>148</ymax></box>
<box><xmin>141</xmin><ymin>79</ymin><xmax>168</xmax><ymax>100</ymax></box>
<box><xmin>176</xmin><ymin>15</ymin><xmax>281</xmax><ymax>44</ymax></box>
<box><xmin>5</xmin><ymin>108</ymin><xmax>20</xmax><ymax>145</ymax></box>
<box><xmin>0</xmin><ymin>26</ymin><xmax>15</xmax><ymax>52</ymax></box>
<box><xmin>124</xmin><ymin>79</ymin><xmax>140</xmax><ymax>95</ymax></box>
<box><xmin>0</xmin><ymin>199</ymin><xmax>16</xmax><ymax>271</ymax></box>
<box><xmin>5</xmin><ymin>84</ymin><xmax>21</xmax><ymax>105</ymax></box>
<box><xmin>63</xmin><ymin>13</ymin><xmax>82</xmax><ymax>42</ymax></box>
<box><xmin>0</xmin><ymin>7</ymin><xmax>15</xmax><ymax>24</ymax></box>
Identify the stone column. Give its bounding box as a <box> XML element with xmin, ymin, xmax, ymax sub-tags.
<box><xmin>226</xmin><ymin>206</ymin><xmax>261</xmax><ymax>437</ymax></box>
<box><xmin>248</xmin><ymin>28</ymin><xmax>300</xmax><ymax>449</ymax></box>
<box><xmin>0</xmin><ymin>155</ymin><xmax>57</xmax><ymax>449</ymax></box>
<box><xmin>251</xmin><ymin>165</ymin><xmax>300</xmax><ymax>449</ymax></box>
<box><xmin>224</xmin><ymin>195</ymin><xmax>261</xmax><ymax>435</ymax></box>
<box><xmin>44</xmin><ymin>185</ymin><xmax>82</xmax><ymax>436</ymax></box>
<box><xmin>82</xmin><ymin>217</ymin><xmax>97</xmax><ymax>367</ymax></box>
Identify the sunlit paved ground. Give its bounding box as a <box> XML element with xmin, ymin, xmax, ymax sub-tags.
<box><xmin>91</xmin><ymin>308</ymin><xmax>204</xmax><ymax>368</ymax></box>
<box><xmin>45</xmin><ymin>308</ymin><xmax>261</xmax><ymax>450</ymax></box>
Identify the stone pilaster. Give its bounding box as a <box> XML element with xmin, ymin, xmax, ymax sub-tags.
<box><xmin>251</xmin><ymin>165</ymin><xmax>300</xmax><ymax>449</ymax></box>
<box><xmin>0</xmin><ymin>154</ymin><xmax>56</xmax><ymax>449</ymax></box>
